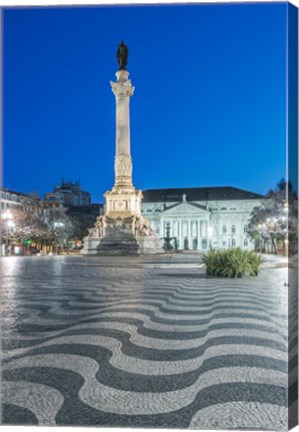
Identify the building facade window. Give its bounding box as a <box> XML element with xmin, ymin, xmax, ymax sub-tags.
<box><xmin>232</xmin><ymin>225</ymin><xmax>236</xmax><ymax>234</ymax></box>
<box><xmin>222</xmin><ymin>225</ymin><xmax>227</xmax><ymax>234</ymax></box>
<box><xmin>232</xmin><ymin>239</ymin><xmax>236</xmax><ymax>247</ymax></box>
<box><xmin>244</xmin><ymin>225</ymin><xmax>248</xmax><ymax>233</ymax></box>
<box><xmin>244</xmin><ymin>239</ymin><xmax>248</xmax><ymax>246</ymax></box>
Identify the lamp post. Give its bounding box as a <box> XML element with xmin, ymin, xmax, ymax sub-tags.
<box><xmin>282</xmin><ymin>209</ymin><xmax>288</xmax><ymax>254</ymax></box>
<box><xmin>54</xmin><ymin>221</ymin><xmax>64</xmax><ymax>254</ymax></box>
<box><xmin>1</xmin><ymin>211</ymin><xmax>15</xmax><ymax>255</ymax></box>
<box><xmin>283</xmin><ymin>203</ymin><xmax>289</xmax><ymax>214</ymax></box>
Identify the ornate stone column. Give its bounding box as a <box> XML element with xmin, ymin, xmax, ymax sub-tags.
<box><xmin>110</xmin><ymin>70</ymin><xmax>135</xmax><ymax>189</ymax></box>
<box><xmin>104</xmin><ymin>69</ymin><xmax>142</xmax><ymax>218</ymax></box>
<box><xmin>81</xmin><ymin>41</ymin><xmax>163</xmax><ymax>255</ymax></box>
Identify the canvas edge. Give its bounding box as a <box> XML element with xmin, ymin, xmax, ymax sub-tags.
<box><xmin>287</xmin><ymin>2</ymin><xmax>299</xmax><ymax>430</ymax></box>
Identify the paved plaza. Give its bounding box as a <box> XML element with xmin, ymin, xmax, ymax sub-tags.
<box><xmin>0</xmin><ymin>254</ymin><xmax>296</xmax><ymax>429</ymax></box>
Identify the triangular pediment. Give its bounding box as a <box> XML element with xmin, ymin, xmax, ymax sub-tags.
<box><xmin>162</xmin><ymin>202</ymin><xmax>209</xmax><ymax>215</ymax></box>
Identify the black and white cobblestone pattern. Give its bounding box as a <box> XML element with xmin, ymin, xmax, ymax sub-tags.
<box><xmin>1</xmin><ymin>255</ymin><xmax>296</xmax><ymax>429</ymax></box>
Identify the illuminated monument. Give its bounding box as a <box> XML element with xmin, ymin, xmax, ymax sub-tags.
<box><xmin>81</xmin><ymin>41</ymin><xmax>163</xmax><ymax>255</ymax></box>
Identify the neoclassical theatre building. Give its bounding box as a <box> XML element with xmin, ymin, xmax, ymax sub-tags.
<box><xmin>140</xmin><ymin>186</ymin><xmax>264</xmax><ymax>251</ymax></box>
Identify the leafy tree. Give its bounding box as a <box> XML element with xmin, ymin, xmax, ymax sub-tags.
<box><xmin>248</xmin><ymin>178</ymin><xmax>298</xmax><ymax>254</ymax></box>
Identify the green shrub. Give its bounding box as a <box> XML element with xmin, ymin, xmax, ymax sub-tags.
<box><xmin>202</xmin><ymin>248</ymin><xmax>262</xmax><ymax>278</ymax></box>
<box><xmin>247</xmin><ymin>251</ymin><xmax>263</xmax><ymax>276</ymax></box>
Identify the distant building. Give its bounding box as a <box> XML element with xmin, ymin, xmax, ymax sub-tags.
<box><xmin>45</xmin><ymin>180</ymin><xmax>91</xmax><ymax>207</ymax></box>
<box><xmin>141</xmin><ymin>186</ymin><xmax>265</xmax><ymax>251</ymax></box>
<box><xmin>1</xmin><ymin>187</ymin><xmax>65</xmax><ymax>217</ymax></box>
<box><xmin>1</xmin><ymin>188</ymin><xmax>37</xmax><ymax>212</ymax></box>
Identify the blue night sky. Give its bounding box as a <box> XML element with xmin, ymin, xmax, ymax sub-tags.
<box><xmin>3</xmin><ymin>3</ymin><xmax>288</xmax><ymax>203</ymax></box>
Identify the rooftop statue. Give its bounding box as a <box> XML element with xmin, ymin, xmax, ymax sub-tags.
<box><xmin>116</xmin><ymin>40</ymin><xmax>128</xmax><ymax>70</ymax></box>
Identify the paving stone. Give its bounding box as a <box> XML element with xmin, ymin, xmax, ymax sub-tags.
<box><xmin>1</xmin><ymin>255</ymin><xmax>294</xmax><ymax>429</ymax></box>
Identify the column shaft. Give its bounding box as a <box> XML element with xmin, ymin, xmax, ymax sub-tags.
<box><xmin>116</xmin><ymin>95</ymin><xmax>131</xmax><ymax>156</ymax></box>
<box><xmin>110</xmin><ymin>70</ymin><xmax>135</xmax><ymax>188</ymax></box>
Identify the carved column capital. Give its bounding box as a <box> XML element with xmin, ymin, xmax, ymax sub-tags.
<box><xmin>110</xmin><ymin>80</ymin><xmax>135</xmax><ymax>98</ymax></box>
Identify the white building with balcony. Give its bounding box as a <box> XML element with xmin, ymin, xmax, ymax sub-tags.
<box><xmin>1</xmin><ymin>188</ymin><xmax>39</xmax><ymax>213</ymax></box>
<box><xmin>0</xmin><ymin>188</ymin><xmax>65</xmax><ymax>217</ymax></box>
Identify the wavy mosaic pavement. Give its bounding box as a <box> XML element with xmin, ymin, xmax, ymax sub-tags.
<box><xmin>1</xmin><ymin>255</ymin><xmax>296</xmax><ymax>429</ymax></box>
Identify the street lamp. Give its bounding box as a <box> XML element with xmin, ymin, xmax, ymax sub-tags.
<box><xmin>2</xmin><ymin>210</ymin><xmax>13</xmax><ymax>221</ymax></box>
<box><xmin>54</xmin><ymin>222</ymin><xmax>64</xmax><ymax>228</ymax></box>
<box><xmin>54</xmin><ymin>221</ymin><xmax>65</xmax><ymax>254</ymax></box>
<box><xmin>1</xmin><ymin>211</ymin><xmax>15</xmax><ymax>255</ymax></box>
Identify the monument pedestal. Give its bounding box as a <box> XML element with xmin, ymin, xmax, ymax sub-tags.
<box><xmin>81</xmin><ymin>214</ymin><xmax>163</xmax><ymax>255</ymax></box>
<box><xmin>81</xmin><ymin>56</ymin><xmax>163</xmax><ymax>256</ymax></box>
<box><xmin>105</xmin><ymin>186</ymin><xmax>142</xmax><ymax>217</ymax></box>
